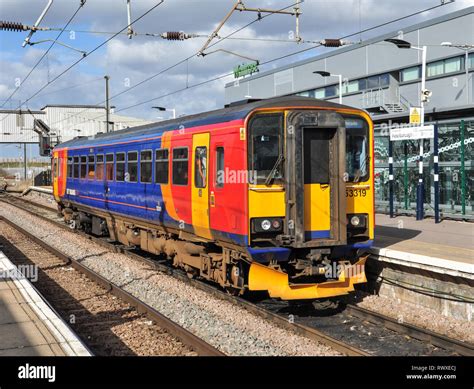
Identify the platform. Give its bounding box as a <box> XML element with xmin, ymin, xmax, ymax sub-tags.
<box><xmin>0</xmin><ymin>251</ymin><xmax>92</xmax><ymax>356</ymax></box>
<box><xmin>372</xmin><ymin>214</ymin><xmax>474</xmax><ymax>279</ymax></box>
<box><xmin>367</xmin><ymin>215</ymin><xmax>473</xmax><ymax>321</ymax></box>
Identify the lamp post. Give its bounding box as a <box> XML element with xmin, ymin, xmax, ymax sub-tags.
<box><xmin>385</xmin><ymin>38</ymin><xmax>428</xmax><ymax>220</ymax></box>
<box><xmin>313</xmin><ymin>71</ymin><xmax>343</xmax><ymax>104</ymax></box>
<box><xmin>152</xmin><ymin>106</ymin><xmax>176</xmax><ymax>119</ymax></box>
<box><xmin>440</xmin><ymin>42</ymin><xmax>473</xmax><ymax>105</ymax></box>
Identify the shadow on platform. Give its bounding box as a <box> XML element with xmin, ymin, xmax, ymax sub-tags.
<box><xmin>374</xmin><ymin>225</ymin><xmax>422</xmax><ymax>248</ymax></box>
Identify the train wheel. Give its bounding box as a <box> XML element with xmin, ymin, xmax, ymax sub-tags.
<box><xmin>312</xmin><ymin>299</ymin><xmax>339</xmax><ymax>310</ymax></box>
<box><xmin>225</xmin><ymin>286</ymin><xmax>242</xmax><ymax>296</ymax></box>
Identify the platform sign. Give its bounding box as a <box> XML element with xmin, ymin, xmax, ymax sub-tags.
<box><xmin>390</xmin><ymin>125</ymin><xmax>434</xmax><ymax>141</ymax></box>
<box><xmin>409</xmin><ymin>107</ymin><xmax>421</xmax><ymax>124</ymax></box>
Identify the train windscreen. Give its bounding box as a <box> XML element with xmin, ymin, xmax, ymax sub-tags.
<box><xmin>345</xmin><ymin>118</ymin><xmax>369</xmax><ymax>183</ymax></box>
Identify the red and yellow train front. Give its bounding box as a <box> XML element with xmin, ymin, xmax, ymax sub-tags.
<box><xmin>245</xmin><ymin>107</ymin><xmax>374</xmax><ymax>300</ymax></box>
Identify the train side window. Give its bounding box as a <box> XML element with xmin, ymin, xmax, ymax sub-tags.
<box><xmin>172</xmin><ymin>147</ymin><xmax>188</xmax><ymax>186</ymax></box>
<box><xmin>80</xmin><ymin>156</ymin><xmax>87</xmax><ymax>179</ymax></box>
<box><xmin>155</xmin><ymin>149</ymin><xmax>169</xmax><ymax>184</ymax></box>
<box><xmin>215</xmin><ymin>147</ymin><xmax>224</xmax><ymax>188</ymax></box>
<box><xmin>88</xmin><ymin>155</ymin><xmax>95</xmax><ymax>180</ymax></box>
<box><xmin>106</xmin><ymin>153</ymin><xmax>114</xmax><ymax>181</ymax></box>
<box><xmin>127</xmin><ymin>151</ymin><xmax>138</xmax><ymax>182</ymax></box>
<box><xmin>73</xmin><ymin>156</ymin><xmax>79</xmax><ymax>178</ymax></box>
<box><xmin>140</xmin><ymin>150</ymin><xmax>152</xmax><ymax>183</ymax></box>
<box><xmin>67</xmin><ymin>157</ymin><xmax>73</xmax><ymax>178</ymax></box>
<box><xmin>194</xmin><ymin>146</ymin><xmax>207</xmax><ymax>189</ymax></box>
<box><xmin>116</xmin><ymin>152</ymin><xmax>125</xmax><ymax>182</ymax></box>
<box><xmin>96</xmin><ymin>154</ymin><xmax>104</xmax><ymax>180</ymax></box>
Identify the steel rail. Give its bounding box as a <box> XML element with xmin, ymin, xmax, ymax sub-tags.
<box><xmin>0</xmin><ymin>194</ymin><xmax>367</xmax><ymax>356</ymax></box>
<box><xmin>0</xmin><ymin>209</ymin><xmax>224</xmax><ymax>356</ymax></box>
<box><xmin>345</xmin><ymin>304</ymin><xmax>474</xmax><ymax>357</ymax></box>
<box><xmin>8</xmin><ymin>194</ymin><xmax>473</xmax><ymax>356</ymax></box>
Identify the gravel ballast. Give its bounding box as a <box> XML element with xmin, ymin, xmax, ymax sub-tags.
<box><xmin>0</xmin><ymin>202</ymin><xmax>339</xmax><ymax>356</ymax></box>
<box><xmin>22</xmin><ymin>191</ymin><xmax>57</xmax><ymax>210</ymax></box>
<box><xmin>353</xmin><ymin>292</ymin><xmax>474</xmax><ymax>344</ymax></box>
<box><xmin>0</xmin><ymin>219</ymin><xmax>196</xmax><ymax>356</ymax></box>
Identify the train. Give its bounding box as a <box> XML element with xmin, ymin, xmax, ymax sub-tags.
<box><xmin>51</xmin><ymin>96</ymin><xmax>374</xmax><ymax>300</ymax></box>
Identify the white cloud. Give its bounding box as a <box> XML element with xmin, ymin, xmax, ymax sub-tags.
<box><xmin>0</xmin><ymin>0</ymin><xmax>472</xmax><ymax>120</ymax></box>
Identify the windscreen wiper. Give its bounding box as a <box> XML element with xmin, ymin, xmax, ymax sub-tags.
<box><xmin>264</xmin><ymin>154</ymin><xmax>284</xmax><ymax>185</ymax></box>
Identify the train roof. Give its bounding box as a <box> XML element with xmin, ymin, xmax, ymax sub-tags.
<box><xmin>56</xmin><ymin>96</ymin><xmax>356</xmax><ymax>149</ymax></box>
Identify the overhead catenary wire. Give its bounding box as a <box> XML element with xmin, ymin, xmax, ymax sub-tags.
<box><xmin>45</xmin><ymin>1</ymin><xmax>302</xmax><ymax>129</ymax></box>
<box><xmin>21</xmin><ymin>0</ymin><xmax>455</xmax><ymax>133</ymax></box>
<box><xmin>33</xmin><ymin>77</ymin><xmax>103</xmax><ymax>99</ymax></box>
<box><xmin>0</xmin><ymin>1</ymin><xmax>86</xmax><ymax>109</ymax></box>
<box><xmin>100</xmin><ymin>1</ymin><xmax>456</xmax><ymax>117</ymax></box>
<box><xmin>39</xmin><ymin>27</ymin><xmax>324</xmax><ymax>44</ymax></box>
<box><xmin>2</xmin><ymin>0</ymin><xmax>165</xmax><ymax>122</ymax></box>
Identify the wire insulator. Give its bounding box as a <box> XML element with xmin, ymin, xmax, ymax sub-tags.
<box><xmin>161</xmin><ymin>31</ymin><xmax>189</xmax><ymax>40</ymax></box>
<box><xmin>0</xmin><ymin>20</ymin><xmax>27</xmax><ymax>32</ymax></box>
<box><xmin>320</xmin><ymin>39</ymin><xmax>343</xmax><ymax>47</ymax></box>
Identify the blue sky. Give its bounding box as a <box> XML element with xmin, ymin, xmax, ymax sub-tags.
<box><xmin>0</xmin><ymin>0</ymin><xmax>472</xmax><ymax>157</ymax></box>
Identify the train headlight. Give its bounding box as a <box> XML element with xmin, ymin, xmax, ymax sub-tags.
<box><xmin>350</xmin><ymin>216</ymin><xmax>360</xmax><ymax>227</ymax></box>
<box><xmin>261</xmin><ymin>220</ymin><xmax>271</xmax><ymax>231</ymax></box>
<box><xmin>347</xmin><ymin>214</ymin><xmax>367</xmax><ymax>229</ymax></box>
<box><xmin>252</xmin><ymin>217</ymin><xmax>284</xmax><ymax>233</ymax></box>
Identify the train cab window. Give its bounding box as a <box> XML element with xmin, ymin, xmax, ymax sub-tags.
<box><xmin>67</xmin><ymin>157</ymin><xmax>73</xmax><ymax>178</ymax></box>
<box><xmin>140</xmin><ymin>150</ymin><xmax>152</xmax><ymax>183</ymax></box>
<box><xmin>96</xmin><ymin>154</ymin><xmax>104</xmax><ymax>180</ymax></box>
<box><xmin>73</xmin><ymin>156</ymin><xmax>79</xmax><ymax>178</ymax></box>
<box><xmin>345</xmin><ymin>118</ymin><xmax>369</xmax><ymax>183</ymax></box>
<box><xmin>127</xmin><ymin>151</ymin><xmax>138</xmax><ymax>182</ymax></box>
<box><xmin>87</xmin><ymin>155</ymin><xmax>95</xmax><ymax>180</ymax></box>
<box><xmin>106</xmin><ymin>153</ymin><xmax>114</xmax><ymax>181</ymax></box>
<box><xmin>172</xmin><ymin>148</ymin><xmax>188</xmax><ymax>186</ymax></box>
<box><xmin>80</xmin><ymin>156</ymin><xmax>87</xmax><ymax>179</ymax></box>
<box><xmin>249</xmin><ymin>114</ymin><xmax>284</xmax><ymax>184</ymax></box>
<box><xmin>155</xmin><ymin>149</ymin><xmax>169</xmax><ymax>184</ymax></box>
<box><xmin>116</xmin><ymin>152</ymin><xmax>125</xmax><ymax>182</ymax></box>
<box><xmin>215</xmin><ymin>147</ymin><xmax>224</xmax><ymax>188</ymax></box>
<box><xmin>194</xmin><ymin>147</ymin><xmax>207</xmax><ymax>188</ymax></box>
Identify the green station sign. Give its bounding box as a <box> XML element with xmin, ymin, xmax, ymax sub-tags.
<box><xmin>233</xmin><ymin>62</ymin><xmax>259</xmax><ymax>78</ymax></box>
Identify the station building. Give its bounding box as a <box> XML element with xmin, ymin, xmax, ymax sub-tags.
<box><xmin>0</xmin><ymin>105</ymin><xmax>151</xmax><ymax>146</ymax></box>
<box><xmin>225</xmin><ymin>6</ymin><xmax>474</xmax><ymax>219</ymax></box>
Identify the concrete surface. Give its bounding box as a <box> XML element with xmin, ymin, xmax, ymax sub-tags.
<box><xmin>0</xmin><ymin>251</ymin><xmax>91</xmax><ymax>356</ymax></box>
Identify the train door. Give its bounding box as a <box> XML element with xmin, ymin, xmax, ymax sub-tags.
<box><xmin>191</xmin><ymin>133</ymin><xmax>212</xmax><ymax>239</ymax></box>
<box><xmin>52</xmin><ymin>151</ymin><xmax>59</xmax><ymax>201</ymax></box>
<box><xmin>285</xmin><ymin>111</ymin><xmax>346</xmax><ymax>246</ymax></box>
<box><xmin>303</xmin><ymin>128</ymin><xmax>334</xmax><ymax>240</ymax></box>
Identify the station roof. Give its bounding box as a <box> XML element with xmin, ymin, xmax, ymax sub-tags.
<box><xmin>41</xmin><ymin>104</ymin><xmax>105</xmax><ymax>110</ymax></box>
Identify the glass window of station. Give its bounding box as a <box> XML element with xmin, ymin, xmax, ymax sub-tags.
<box><xmin>298</xmin><ymin>54</ymin><xmax>472</xmax><ymax>101</ymax></box>
<box><xmin>373</xmin><ymin>119</ymin><xmax>473</xmax><ymax>219</ymax></box>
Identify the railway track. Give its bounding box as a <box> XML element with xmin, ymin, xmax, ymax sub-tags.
<box><xmin>2</xmin><ymin>193</ymin><xmax>473</xmax><ymax>357</ymax></box>
<box><xmin>0</xmin><ymin>196</ymin><xmax>223</xmax><ymax>356</ymax></box>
